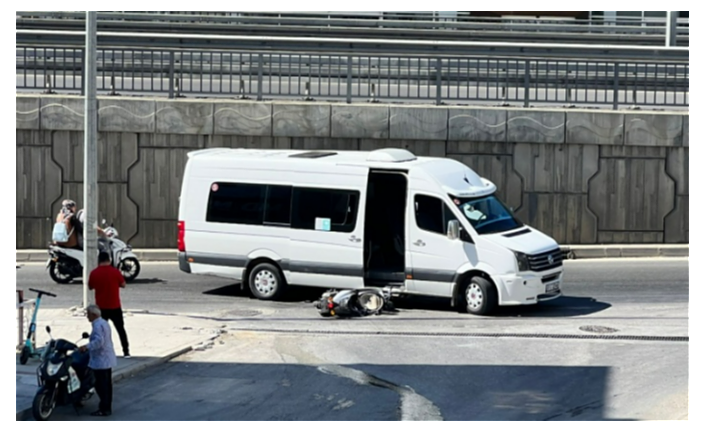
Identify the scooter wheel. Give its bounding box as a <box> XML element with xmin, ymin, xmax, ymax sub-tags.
<box><xmin>19</xmin><ymin>346</ymin><xmax>30</xmax><ymax>365</ymax></box>
<box><xmin>119</xmin><ymin>258</ymin><xmax>141</xmax><ymax>282</ymax></box>
<box><xmin>32</xmin><ymin>389</ymin><xmax>56</xmax><ymax>421</ymax></box>
<box><xmin>48</xmin><ymin>261</ymin><xmax>73</xmax><ymax>284</ymax></box>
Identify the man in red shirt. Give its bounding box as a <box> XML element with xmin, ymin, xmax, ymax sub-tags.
<box><xmin>88</xmin><ymin>251</ymin><xmax>131</xmax><ymax>358</ymax></box>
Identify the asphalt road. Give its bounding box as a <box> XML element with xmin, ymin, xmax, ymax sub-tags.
<box><xmin>34</xmin><ymin>332</ymin><xmax>688</xmax><ymax>421</ymax></box>
<box><xmin>15</xmin><ymin>258</ymin><xmax>689</xmax><ymax>315</ymax></box>
<box><xmin>16</xmin><ymin>258</ymin><xmax>689</xmax><ymax>421</ymax></box>
<box><xmin>16</xmin><ymin>75</ymin><xmax>689</xmax><ymax>110</ymax></box>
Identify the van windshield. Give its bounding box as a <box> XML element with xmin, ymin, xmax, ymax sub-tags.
<box><xmin>450</xmin><ymin>194</ymin><xmax>523</xmax><ymax>235</ymax></box>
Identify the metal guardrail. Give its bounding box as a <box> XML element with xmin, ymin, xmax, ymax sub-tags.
<box><xmin>16</xmin><ymin>46</ymin><xmax>689</xmax><ymax>109</ymax></box>
<box><xmin>16</xmin><ymin>11</ymin><xmax>690</xmax><ymax>32</ymax></box>
<box><xmin>15</xmin><ymin>11</ymin><xmax>689</xmax><ymax>46</ymax></box>
<box><xmin>15</xmin><ymin>30</ymin><xmax>690</xmax><ymax>61</ymax></box>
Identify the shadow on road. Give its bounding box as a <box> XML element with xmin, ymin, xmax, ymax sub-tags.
<box><xmin>203</xmin><ymin>282</ymin><xmax>610</xmax><ymax>318</ymax></box>
<box><xmin>203</xmin><ymin>283</ymin><xmax>325</xmax><ymax>302</ymax></box>
<box><xmin>203</xmin><ymin>283</ymin><xmax>248</xmax><ymax>298</ymax></box>
<box><xmin>129</xmin><ymin>278</ymin><xmax>166</xmax><ymax>285</ymax></box>
<box><xmin>394</xmin><ymin>295</ymin><xmax>611</xmax><ymax>318</ymax></box>
<box><xmin>32</xmin><ymin>361</ymin><xmax>636</xmax><ymax>421</ymax></box>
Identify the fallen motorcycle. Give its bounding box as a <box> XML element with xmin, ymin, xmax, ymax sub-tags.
<box><xmin>315</xmin><ymin>288</ymin><xmax>396</xmax><ymax>318</ymax></box>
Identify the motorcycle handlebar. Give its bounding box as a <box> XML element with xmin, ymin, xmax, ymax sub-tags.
<box><xmin>29</xmin><ymin>288</ymin><xmax>57</xmax><ymax>298</ymax></box>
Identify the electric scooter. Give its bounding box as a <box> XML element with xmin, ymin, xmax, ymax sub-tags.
<box><xmin>19</xmin><ymin>288</ymin><xmax>57</xmax><ymax>365</ymax></box>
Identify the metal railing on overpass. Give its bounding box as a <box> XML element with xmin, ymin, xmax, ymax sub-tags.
<box><xmin>16</xmin><ymin>46</ymin><xmax>689</xmax><ymax>109</ymax></box>
<box><xmin>15</xmin><ymin>29</ymin><xmax>690</xmax><ymax>62</ymax></box>
<box><xmin>15</xmin><ymin>11</ymin><xmax>690</xmax><ymax>47</ymax></box>
<box><xmin>16</xmin><ymin>12</ymin><xmax>690</xmax><ymax>34</ymax></box>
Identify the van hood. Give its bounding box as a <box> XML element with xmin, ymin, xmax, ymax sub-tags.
<box><xmin>484</xmin><ymin>226</ymin><xmax>559</xmax><ymax>255</ymax></box>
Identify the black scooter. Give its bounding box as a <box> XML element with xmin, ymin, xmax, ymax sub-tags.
<box><xmin>32</xmin><ymin>326</ymin><xmax>95</xmax><ymax>421</ymax></box>
<box><xmin>315</xmin><ymin>288</ymin><xmax>396</xmax><ymax>318</ymax></box>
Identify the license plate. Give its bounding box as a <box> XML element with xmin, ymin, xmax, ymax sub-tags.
<box><xmin>545</xmin><ymin>281</ymin><xmax>560</xmax><ymax>293</ymax></box>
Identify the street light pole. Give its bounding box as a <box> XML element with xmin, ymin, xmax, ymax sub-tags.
<box><xmin>83</xmin><ymin>11</ymin><xmax>98</xmax><ymax>310</ymax></box>
<box><xmin>666</xmin><ymin>11</ymin><xmax>678</xmax><ymax>47</ymax></box>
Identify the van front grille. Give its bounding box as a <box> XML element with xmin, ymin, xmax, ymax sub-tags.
<box><xmin>528</xmin><ymin>248</ymin><xmax>563</xmax><ymax>272</ymax></box>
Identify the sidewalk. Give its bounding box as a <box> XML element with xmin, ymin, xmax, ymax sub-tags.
<box><xmin>16</xmin><ymin>308</ymin><xmax>224</xmax><ymax>420</ymax></box>
<box><xmin>16</xmin><ymin>244</ymin><xmax>689</xmax><ymax>262</ymax></box>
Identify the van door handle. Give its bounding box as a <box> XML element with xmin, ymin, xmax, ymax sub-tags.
<box><xmin>349</xmin><ymin>235</ymin><xmax>361</xmax><ymax>243</ymax></box>
<box><xmin>413</xmin><ymin>240</ymin><xmax>426</xmax><ymax>247</ymax></box>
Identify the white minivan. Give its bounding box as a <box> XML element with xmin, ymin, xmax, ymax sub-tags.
<box><xmin>177</xmin><ymin>147</ymin><xmax>563</xmax><ymax>315</ymax></box>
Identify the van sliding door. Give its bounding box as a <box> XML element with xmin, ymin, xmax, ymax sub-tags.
<box><xmin>287</xmin><ymin>169</ymin><xmax>367</xmax><ymax>289</ymax></box>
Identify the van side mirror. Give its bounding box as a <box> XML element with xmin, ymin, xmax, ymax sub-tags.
<box><xmin>46</xmin><ymin>326</ymin><xmax>51</xmax><ymax>334</ymax></box>
<box><xmin>82</xmin><ymin>332</ymin><xmax>90</xmax><ymax>339</ymax></box>
<box><xmin>447</xmin><ymin>220</ymin><xmax>460</xmax><ymax>240</ymax></box>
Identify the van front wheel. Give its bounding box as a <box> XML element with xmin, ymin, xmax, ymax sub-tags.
<box><xmin>464</xmin><ymin>276</ymin><xmax>497</xmax><ymax>316</ymax></box>
<box><xmin>248</xmin><ymin>263</ymin><xmax>285</xmax><ymax>300</ymax></box>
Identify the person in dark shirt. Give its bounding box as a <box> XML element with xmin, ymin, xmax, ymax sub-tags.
<box><xmin>88</xmin><ymin>251</ymin><xmax>131</xmax><ymax>358</ymax></box>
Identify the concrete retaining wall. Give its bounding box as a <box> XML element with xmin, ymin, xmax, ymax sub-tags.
<box><xmin>16</xmin><ymin>95</ymin><xmax>689</xmax><ymax>248</ymax></box>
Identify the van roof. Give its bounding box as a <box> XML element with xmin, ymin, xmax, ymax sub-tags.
<box><xmin>187</xmin><ymin>147</ymin><xmax>430</xmax><ymax>167</ymax></box>
<box><xmin>187</xmin><ymin>147</ymin><xmax>497</xmax><ymax>197</ymax></box>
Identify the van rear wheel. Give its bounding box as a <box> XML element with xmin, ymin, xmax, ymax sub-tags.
<box><xmin>248</xmin><ymin>263</ymin><xmax>285</xmax><ymax>300</ymax></box>
<box><xmin>464</xmin><ymin>276</ymin><xmax>497</xmax><ymax>316</ymax></box>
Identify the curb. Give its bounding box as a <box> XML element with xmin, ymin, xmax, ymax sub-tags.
<box><xmin>562</xmin><ymin>245</ymin><xmax>689</xmax><ymax>259</ymax></box>
<box><xmin>17</xmin><ymin>245</ymin><xmax>688</xmax><ymax>263</ymax></box>
<box><xmin>16</xmin><ymin>249</ymin><xmax>178</xmax><ymax>262</ymax></box>
<box><xmin>15</xmin><ymin>344</ymin><xmax>194</xmax><ymax>421</ymax></box>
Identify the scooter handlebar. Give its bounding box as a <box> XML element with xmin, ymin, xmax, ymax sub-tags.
<box><xmin>29</xmin><ymin>288</ymin><xmax>57</xmax><ymax>298</ymax></box>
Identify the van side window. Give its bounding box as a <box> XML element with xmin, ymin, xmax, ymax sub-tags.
<box><xmin>292</xmin><ymin>188</ymin><xmax>359</xmax><ymax>232</ymax></box>
<box><xmin>415</xmin><ymin>195</ymin><xmax>444</xmax><ymax>234</ymax></box>
<box><xmin>264</xmin><ymin>185</ymin><xmax>292</xmax><ymax>225</ymax></box>
<box><xmin>206</xmin><ymin>183</ymin><xmax>265</xmax><ymax>225</ymax></box>
<box><xmin>415</xmin><ymin>194</ymin><xmax>468</xmax><ymax>240</ymax></box>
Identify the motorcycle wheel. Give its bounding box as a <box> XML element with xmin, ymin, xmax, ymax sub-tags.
<box><xmin>119</xmin><ymin>258</ymin><xmax>140</xmax><ymax>282</ymax></box>
<box><xmin>32</xmin><ymin>388</ymin><xmax>56</xmax><ymax>421</ymax></box>
<box><xmin>19</xmin><ymin>345</ymin><xmax>30</xmax><ymax>365</ymax></box>
<box><xmin>48</xmin><ymin>261</ymin><xmax>74</xmax><ymax>284</ymax></box>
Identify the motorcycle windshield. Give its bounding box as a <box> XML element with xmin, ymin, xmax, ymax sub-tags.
<box><xmin>54</xmin><ymin>339</ymin><xmax>78</xmax><ymax>352</ymax></box>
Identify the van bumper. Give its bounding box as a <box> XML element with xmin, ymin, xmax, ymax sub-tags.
<box><xmin>178</xmin><ymin>252</ymin><xmax>191</xmax><ymax>273</ymax></box>
<box><xmin>493</xmin><ymin>269</ymin><xmax>563</xmax><ymax>306</ymax></box>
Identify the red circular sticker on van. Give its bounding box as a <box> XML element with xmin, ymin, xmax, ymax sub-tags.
<box><xmin>211</xmin><ymin>183</ymin><xmax>219</xmax><ymax>192</ymax></box>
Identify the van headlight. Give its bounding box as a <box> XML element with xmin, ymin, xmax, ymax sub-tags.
<box><xmin>513</xmin><ymin>251</ymin><xmax>530</xmax><ymax>272</ymax></box>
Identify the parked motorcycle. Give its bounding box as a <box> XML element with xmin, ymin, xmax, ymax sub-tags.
<box><xmin>315</xmin><ymin>288</ymin><xmax>395</xmax><ymax>318</ymax></box>
<box><xmin>47</xmin><ymin>220</ymin><xmax>140</xmax><ymax>284</ymax></box>
<box><xmin>32</xmin><ymin>326</ymin><xmax>95</xmax><ymax>421</ymax></box>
